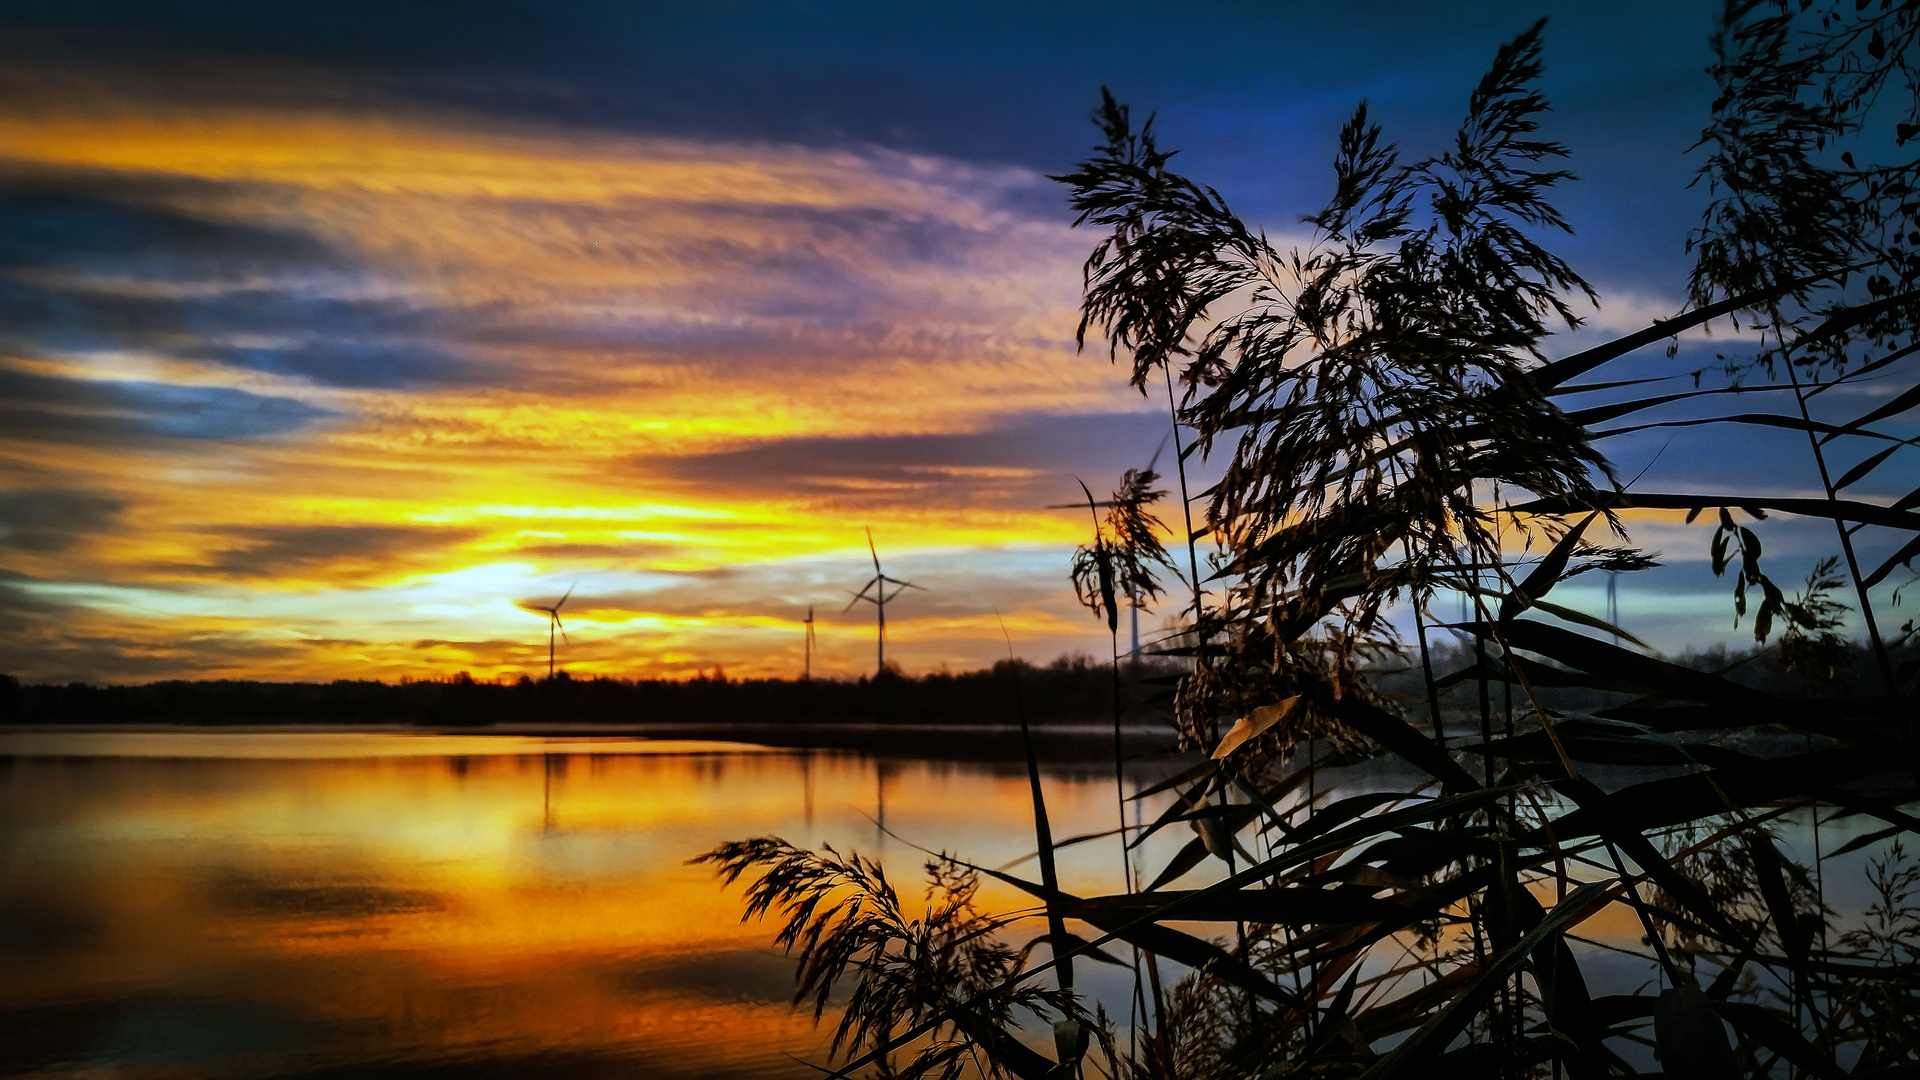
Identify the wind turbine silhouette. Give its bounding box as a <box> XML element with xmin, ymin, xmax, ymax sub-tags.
<box><xmin>844</xmin><ymin>528</ymin><xmax>922</xmax><ymax>676</ymax></box>
<box><xmin>802</xmin><ymin>605</ymin><xmax>817</xmax><ymax>681</ymax></box>
<box><xmin>531</xmin><ymin>583</ymin><xmax>574</xmax><ymax>680</ymax></box>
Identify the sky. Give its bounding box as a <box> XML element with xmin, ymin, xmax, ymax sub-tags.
<box><xmin>1</xmin><ymin>0</ymin><xmax>1913</xmax><ymax>684</ymax></box>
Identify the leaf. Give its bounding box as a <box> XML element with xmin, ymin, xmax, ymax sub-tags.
<box><xmin>1358</xmin><ymin>881</ymin><xmax>1613</xmax><ymax>1080</ymax></box>
<box><xmin>1068</xmin><ymin>886</ymin><xmax>1411</xmax><ymax>925</ymax></box>
<box><xmin>1232</xmin><ymin>786</ymin><xmax>1521</xmax><ymax>893</ymax></box>
<box><xmin>1458</xmin><ymin>618</ymin><xmax>1780</xmax><ymax>708</ymax></box>
<box><xmin>1833</xmin><ymin>443</ymin><xmax>1904</xmax><ymax>490</ymax></box>
<box><xmin>1863</xmin><ymin>532</ymin><xmax>1920</xmax><ymax>587</ymax></box>
<box><xmin>1539</xmin><ymin>745</ymin><xmax>1886</xmax><ymax>843</ymax></box>
<box><xmin>980</xmin><ymin>867</ymin><xmax>1299</xmax><ymax>1005</ymax></box>
<box><xmin>1510</xmin><ymin>491</ymin><xmax>1920</xmax><ymax>532</ymax></box>
<box><xmin>1211</xmin><ymin>696</ymin><xmax>1298</xmax><ymax>758</ymax></box>
<box><xmin>1715</xmin><ymin>1002</ymin><xmax>1846</xmax><ymax>1079</ymax></box>
<box><xmin>1528</xmin><ymin>597</ymin><xmax>1650</xmax><ymax>649</ymax></box>
<box><xmin>1562</xmin><ymin>384</ymin><xmax>1797</xmax><ymax>427</ymax></box>
<box><xmin>1024</xmin><ymin>930</ymin><xmax>1129</xmax><ymax>968</ymax></box>
<box><xmin>1803</xmin><ymin>340</ymin><xmax>1920</xmax><ymax>399</ymax></box>
<box><xmin>1352</xmin><ymin>960</ymin><xmax>1484</xmax><ymax>1040</ymax></box>
<box><xmin>1527</xmin><ymin>265</ymin><xmax>1863</xmax><ymax>392</ymax></box>
<box><xmin>1132</xmin><ymin>759</ymin><xmax>1217</xmax><ymax>800</ymax></box>
<box><xmin>1509</xmin><ymin>888</ymin><xmax>1610</xmax><ymax>1080</ymax></box>
<box><xmin>1131</xmin><ymin>774</ymin><xmax>1217</xmax><ymax>848</ymax></box>
<box><xmin>1192</xmin><ymin>812</ymin><xmax>1241</xmax><ymax>863</ymax></box>
<box><xmin>1595</xmin><ymin>411</ymin><xmax>1902</xmax><ymax>443</ymax></box>
<box><xmin>1544</xmin><ymin>375</ymin><xmax>1672</xmax><ymax>397</ymax></box>
<box><xmin>1499</xmin><ymin>512</ymin><xmax>1596</xmax><ymax>620</ymax></box>
<box><xmin>1823</xmin><ymin>824</ymin><xmax>1903</xmax><ymax>860</ymax></box>
<box><xmin>1143</xmin><ymin>836</ymin><xmax>1210</xmax><ymax>891</ymax></box>
<box><xmin>1334</xmin><ymin>695</ymin><xmax>1481</xmax><ymax>790</ymax></box>
<box><xmin>1743</xmin><ymin>830</ymin><xmax>1807</xmax><ymax>967</ymax></box>
<box><xmin>1803</xmin><ymin>784</ymin><xmax>1920</xmax><ymax>845</ymax></box>
<box><xmin>1822</xmin><ymin>379</ymin><xmax>1920</xmax><ymax>444</ymax></box>
<box><xmin>1654</xmin><ymin>986</ymin><xmax>1740</xmax><ymax>1080</ymax></box>
<box><xmin>1799</xmin><ymin>286</ymin><xmax>1920</xmax><ymax>346</ymax></box>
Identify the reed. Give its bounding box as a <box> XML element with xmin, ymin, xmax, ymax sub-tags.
<box><xmin>700</xmin><ymin>6</ymin><xmax>1920</xmax><ymax>1076</ymax></box>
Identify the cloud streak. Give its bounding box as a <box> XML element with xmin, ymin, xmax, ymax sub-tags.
<box><xmin>0</xmin><ymin>90</ymin><xmax>1162</xmax><ymax>681</ymax></box>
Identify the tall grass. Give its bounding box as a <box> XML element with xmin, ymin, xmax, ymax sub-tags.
<box><xmin>699</xmin><ymin>8</ymin><xmax>1920</xmax><ymax>1077</ymax></box>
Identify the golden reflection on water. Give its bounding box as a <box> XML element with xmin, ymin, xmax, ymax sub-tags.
<box><xmin>0</xmin><ymin>732</ymin><xmax>1132</xmax><ymax>1078</ymax></box>
<box><xmin>8</xmin><ymin>733</ymin><xmax>1865</xmax><ymax>1078</ymax></box>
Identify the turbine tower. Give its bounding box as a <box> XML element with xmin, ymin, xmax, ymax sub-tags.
<box><xmin>844</xmin><ymin>528</ymin><xmax>922</xmax><ymax>676</ymax></box>
<box><xmin>802</xmin><ymin>605</ymin><xmax>816</xmax><ymax>681</ymax></box>
<box><xmin>530</xmin><ymin>583</ymin><xmax>574</xmax><ymax>680</ymax></box>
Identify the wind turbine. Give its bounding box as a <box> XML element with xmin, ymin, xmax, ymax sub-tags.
<box><xmin>530</xmin><ymin>583</ymin><xmax>574</xmax><ymax>680</ymax></box>
<box><xmin>844</xmin><ymin>528</ymin><xmax>923</xmax><ymax>676</ymax></box>
<box><xmin>802</xmin><ymin>605</ymin><xmax>817</xmax><ymax>681</ymax></box>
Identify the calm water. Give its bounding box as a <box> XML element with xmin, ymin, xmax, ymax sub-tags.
<box><xmin>0</xmin><ymin>728</ymin><xmax>1168</xmax><ymax>1079</ymax></box>
<box><xmin>0</xmin><ymin>728</ymin><xmax>1898</xmax><ymax>1079</ymax></box>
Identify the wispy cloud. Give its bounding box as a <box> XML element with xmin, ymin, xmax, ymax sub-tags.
<box><xmin>0</xmin><ymin>93</ymin><xmax>1159</xmax><ymax>681</ymax></box>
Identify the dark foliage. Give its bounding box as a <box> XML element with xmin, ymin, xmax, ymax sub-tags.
<box><xmin>701</xmin><ymin>9</ymin><xmax>1920</xmax><ymax>1078</ymax></box>
<box><xmin>1</xmin><ymin>656</ymin><xmax>1167</xmax><ymax>732</ymax></box>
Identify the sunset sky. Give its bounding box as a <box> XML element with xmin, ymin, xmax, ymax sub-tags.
<box><xmin>2</xmin><ymin>1</ymin><xmax>1910</xmax><ymax>684</ymax></box>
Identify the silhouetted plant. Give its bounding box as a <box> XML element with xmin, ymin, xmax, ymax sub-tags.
<box><xmin>695</xmin><ymin>838</ymin><xmax>1105</xmax><ymax>1079</ymax></box>
<box><xmin>1070</xmin><ymin>467</ymin><xmax>1175</xmax><ymax>639</ymax></box>
<box><xmin>702</xmin><ymin>9</ymin><xmax>1920</xmax><ymax>1078</ymax></box>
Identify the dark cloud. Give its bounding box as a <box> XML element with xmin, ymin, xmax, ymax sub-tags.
<box><xmin>0</xmin><ymin>184</ymin><xmax>512</xmax><ymax>390</ymax></box>
<box><xmin>0</xmin><ymin>184</ymin><xmax>332</xmax><ymax>273</ymax></box>
<box><xmin>567</xmin><ymin>549</ymin><xmax>1072</xmax><ymax>623</ymax></box>
<box><xmin>0</xmin><ymin>182</ymin><xmax>1046</xmax><ymax>394</ymax></box>
<box><xmin>0</xmin><ymin>364</ymin><xmax>334</xmax><ymax>446</ymax></box>
<box><xmin>193</xmin><ymin>340</ymin><xmax>497</xmax><ymax>390</ymax></box>
<box><xmin>0</xmin><ymin>489</ymin><xmax>125</xmax><ymax>552</ymax></box>
<box><xmin>0</xmin><ymin>1</ymin><xmax>1722</xmax><ymax>289</ymax></box>
<box><xmin>646</xmin><ymin>410</ymin><xmax>1181</xmax><ymax>509</ymax></box>
<box><xmin>196</xmin><ymin>524</ymin><xmax>484</xmax><ymax>578</ymax></box>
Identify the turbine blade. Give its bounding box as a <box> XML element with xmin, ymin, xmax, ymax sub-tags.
<box><xmin>556</xmin><ymin>582</ymin><xmax>576</xmax><ymax>610</ymax></box>
<box><xmin>866</xmin><ymin>526</ymin><xmax>880</xmax><ymax>573</ymax></box>
<box><xmin>1144</xmin><ymin>431</ymin><xmax>1171</xmax><ymax>472</ymax></box>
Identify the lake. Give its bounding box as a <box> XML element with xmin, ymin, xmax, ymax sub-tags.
<box><xmin>0</xmin><ymin>727</ymin><xmax>1188</xmax><ymax>1079</ymax></box>
<box><xmin>0</xmin><ymin>727</ymin><xmax>1894</xmax><ymax>1078</ymax></box>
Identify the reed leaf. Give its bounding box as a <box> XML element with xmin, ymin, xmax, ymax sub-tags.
<box><xmin>1655</xmin><ymin>985</ymin><xmax>1740</xmax><ymax>1080</ymax></box>
<box><xmin>1358</xmin><ymin>880</ymin><xmax>1614</xmax><ymax>1080</ymax></box>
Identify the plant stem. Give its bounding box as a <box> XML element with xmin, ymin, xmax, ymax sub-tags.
<box><xmin>1782</xmin><ymin>359</ymin><xmax>1897</xmax><ymax>693</ymax></box>
<box><xmin>1164</xmin><ymin>365</ymin><xmax>1218</xmax><ymax>745</ymax></box>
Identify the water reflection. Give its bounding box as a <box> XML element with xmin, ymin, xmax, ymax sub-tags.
<box><xmin>0</xmin><ymin>731</ymin><xmax>1147</xmax><ymax>1078</ymax></box>
<box><xmin>0</xmin><ymin>730</ymin><xmax>1898</xmax><ymax>1078</ymax></box>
